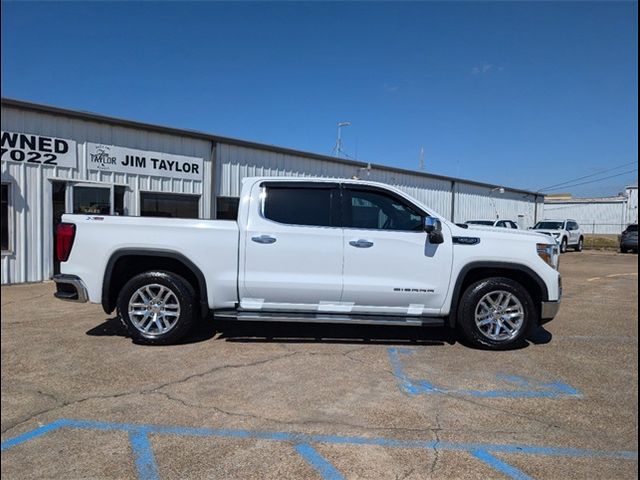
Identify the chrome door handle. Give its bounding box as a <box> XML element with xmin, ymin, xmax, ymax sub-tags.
<box><xmin>349</xmin><ymin>239</ymin><xmax>374</xmax><ymax>248</ymax></box>
<box><xmin>252</xmin><ymin>235</ymin><xmax>277</xmax><ymax>244</ymax></box>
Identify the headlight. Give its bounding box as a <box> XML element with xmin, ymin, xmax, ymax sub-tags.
<box><xmin>552</xmin><ymin>232</ymin><xmax>561</xmax><ymax>237</ymax></box>
<box><xmin>537</xmin><ymin>243</ymin><xmax>559</xmax><ymax>269</ymax></box>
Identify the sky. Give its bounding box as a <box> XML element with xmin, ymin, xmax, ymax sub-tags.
<box><xmin>1</xmin><ymin>1</ymin><xmax>637</xmax><ymax>196</ymax></box>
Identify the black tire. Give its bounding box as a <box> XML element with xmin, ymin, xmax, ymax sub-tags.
<box><xmin>117</xmin><ymin>271</ymin><xmax>196</xmax><ymax>345</ymax></box>
<box><xmin>560</xmin><ymin>238</ymin><xmax>568</xmax><ymax>253</ymax></box>
<box><xmin>620</xmin><ymin>245</ymin><xmax>628</xmax><ymax>253</ymax></box>
<box><xmin>574</xmin><ymin>237</ymin><xmax>584</xmax><ymax>252</ymax></box>
<box><xmin>456</xmin><ymin>277</ymin><xmax>536</xmax><ymax>350</ymax></box>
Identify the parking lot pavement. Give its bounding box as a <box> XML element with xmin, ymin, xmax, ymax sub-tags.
<box><xmin>1</xmin><ymin>251</ymin><xmax>637</xmax><ymax>479</ymax></box>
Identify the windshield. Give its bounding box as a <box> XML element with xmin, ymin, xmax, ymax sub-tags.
<box><xmin>626</xmin><ymin>224</ymin><xmax>638</xmax><ymax>232</ymax></box>
<box><xmin>534</xmin><ymin>221</ymin><xmax>564</xmax><ymax>230</ymax></box>
<box><xmin>466</xmin><ymin>220</ymin><xmax>494</xmax><ymax>226</ymax></box>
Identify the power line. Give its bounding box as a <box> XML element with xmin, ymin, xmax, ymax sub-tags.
<box><xmin>544</xmin><ymin>169</ymin><xmax>637</xmax><ymax>191</ymax></box>
<box><xmin>538</xmin><ymin>161</ymin><xmax>637</xmax><ymax>192</ymax></box>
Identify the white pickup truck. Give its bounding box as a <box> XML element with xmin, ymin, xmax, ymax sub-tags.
<box><xmin>53</xmin><ymin>177</ymin><xmax>561</xmax><ymax>350</ymax></box>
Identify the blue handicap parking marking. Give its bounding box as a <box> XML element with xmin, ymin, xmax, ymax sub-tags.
<box><xmin>1</xmin><ymin>418</ymin><xmax>636</xmax><ymax>480</ymax></box>
<box><xmin>128</xmin><ymin>429</ymin><xmax>160</xmax><ymax>480</ymax></box>
<box><xmin>388</xmin><ymin>347</ymin><xmax>582</xmax><ymax>398</ymax></box>
<box><xmin>296</xmin><ymin>443</ymin><xmax>346</xmax><ymax>480</ymax></box>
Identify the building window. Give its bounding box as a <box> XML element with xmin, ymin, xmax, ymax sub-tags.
<box><xmin>140</xmin><ymin>192</ymin><xmax>199</xmax><ymax>219</ymax></box>
<box><xmin>73</xmin><ymin>186</ymin><xmax>111</xmax><ymax>215</ymax></box>
<box><xmin>1</xmin><ymin>183</ymin><xmax>10</xmax><ymax>252</ymax></box>
<box><xmin>216</xmin><ymin>197</ymin><xmax>239</xmax><ymax>220</ymax></box>
<box><xmin>114</xmin><ymin>186</ymin><xmax>127</xmax><ymax>216</ymax></box>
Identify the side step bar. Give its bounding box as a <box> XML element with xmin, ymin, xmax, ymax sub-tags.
<box><xmin>214</xmin><ymin>310</ymin><xmax>445</xmax><ymax>327</ymax></box>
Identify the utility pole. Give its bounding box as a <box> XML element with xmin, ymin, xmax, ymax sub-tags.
<box><xmin>332</xmin><ymin>122</ymin><xmax>351</xmax><ymax>158</ymax></box>
<box><xmin>419</xmin><ymin>147</ymin><xmax>425</xmax><ymax>171</ymax></box>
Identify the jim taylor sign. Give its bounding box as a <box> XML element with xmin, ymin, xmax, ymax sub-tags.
<box><xmin>87</xmin><ymin>143</ymin><xmax>203</xmax><ymax>181</ymax></box>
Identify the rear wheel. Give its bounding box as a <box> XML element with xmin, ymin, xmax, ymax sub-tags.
<box><xmin>117</xmin><ymin>271</ymin><xmax>196</xmax><ymax>345</ymax></box>
<box><xmin>574</xmin><ymin>237</ymin><xmax>584</xmax><ymax>252</ymax></box>
<box><xmin>457</xmin><ymin>277</ymin><xmax>536</xmax><ymax>350</ymax></box>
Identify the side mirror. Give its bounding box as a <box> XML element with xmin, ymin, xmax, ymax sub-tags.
<box><xmin>424</xmin><ymin>217</ymin><xmax>444</xmax><ymax>244</ymax></box>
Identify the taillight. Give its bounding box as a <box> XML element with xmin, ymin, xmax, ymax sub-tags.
<box><xmin>56</xmin><ymin>223</ymin><xmax>76</xmax><ymax>262</ymax></box>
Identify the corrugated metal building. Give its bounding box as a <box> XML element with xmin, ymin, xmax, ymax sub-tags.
<box><xmin>544</xmin><ymin>186</ymin><xmax>638</xmax><ymax>235</ymax></box>
<box><xmin>1</xmin><ymin>98</ymin><xmax>544</xmax><ymax>285</ymax></box>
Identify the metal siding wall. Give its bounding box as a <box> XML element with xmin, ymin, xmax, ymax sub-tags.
<box><xmin>1</xmin><ymin>107</ymin><xmax>213</xmax><ymax>284</ymax></box>
<box><xmin>453</xmin><ymin>183</ymin><xmax>539</xmax><ymax>228</ymax></box>
<box><xmin>543</xmin><ymin>201</ymin><xmax>627</xmax><ymax>234</ymax></box>
<box><xmin>216</xmin><ymin>144</ymin><xmax>453</xmax><ymax>218</ymax></box>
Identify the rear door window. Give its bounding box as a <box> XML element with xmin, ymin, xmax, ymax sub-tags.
<box><xmin>263</xmin><ymin>185</ymin><xmax>338</xmax><ymax>227</ymax></box>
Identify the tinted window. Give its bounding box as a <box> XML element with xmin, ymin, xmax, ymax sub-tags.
<box><xmin>264</xmin><ymin>187</ymin><xmax>335</xmax><ymax>227</ymax></box>
<box><xmin>627</xmin><ymin>224</ymin><xmax>638</xmax><ymax>232</ymax></box>
<box><xmin>346</xmin><ymin>189</ymin><xmax>423</xmax><ymax>231</ymax></box>
<box><xmin>140</xmin><ymin>192</ymin><xmax>199</xmax><ymax>218</ymax></box>
<box><xmin>496</xmin><ymin>221</ymin><xmax>507</xmax><ymax>227</ymax></box>
<box><xmin>534</xmin><ymin>221</ymin><xmax>564</xmax><ymax>230</ymax></box>
<box><xmin>509</xmin><ymin>221</ymin><xmax>519</xmax><ymax>229</ymax></box>
<box><xmin>568</xmin><ymin>222</ymin><xmax>578</xmax><ymax>230</ymax></box>
<box><xmin>1</xmin><ymin>184</ymin><xmax>9</xmax><ymax>251</ymax></box>
<box><xmin>216</xmin><ymin>197</ymin><xmax>240</xmax><ymax>220</ymax></box>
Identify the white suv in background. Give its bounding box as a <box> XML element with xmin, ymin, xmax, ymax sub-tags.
<box><xmin>532</xmin><ymin>219</ymin><xmax>584</xmax><ymax>253</ymax></box>
<box><xmin>465</xmin><ymin>219</ymin><xmax>520</xmax><ymax>229</ymax></box>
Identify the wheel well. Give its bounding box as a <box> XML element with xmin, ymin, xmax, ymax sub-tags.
<box><xmin>102</xmin><ymin>253</ymin><xmax>207</xmax><ymax>315</ymax></box>
<box><xmin>449</xmin><ymin>266</ymin><xmax>545</xmax><ymax>327</ymax></box>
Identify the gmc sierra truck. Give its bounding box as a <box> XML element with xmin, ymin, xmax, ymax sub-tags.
<box><xmin>53</xmin><ymin>177</ymin><xmax>562</xmax><ymax>350</ymax></box>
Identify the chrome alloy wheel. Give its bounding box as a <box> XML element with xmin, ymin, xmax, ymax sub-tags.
<box><xmin>128</xmin><ymin>284</ymin><xmax>181</xmax><ymax>336</ymax></box>
<box><xmin>474</xmin><ymin>290</ymin><xmax>525</xmax><ymax>341</ymax></box>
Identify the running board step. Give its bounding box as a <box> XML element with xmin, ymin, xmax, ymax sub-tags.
<box><xmin>214</xmin><ymin>311</ymin><xmax>445</xmax><ymax>327</ymax></box>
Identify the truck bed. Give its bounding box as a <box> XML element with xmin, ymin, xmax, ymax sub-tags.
<box><xmin>60</xmin><ymin>214</ymin><xmax>240</xmax><ymax>309</ymax></box>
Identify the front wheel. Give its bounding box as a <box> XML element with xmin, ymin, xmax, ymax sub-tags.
<box><xmin>117</xmin><ymin>271</ymin><xmax>196</xmax><ymax>345</ymax></box>
<box><xmin>457</xmin><ymin>277</ymin><xmax>536</xmax><ymax>350</ymax></box>
<box><xmin>560</xmin><ymin>238</ymin><xmax>568</xmax><ymax>253</ymax></box>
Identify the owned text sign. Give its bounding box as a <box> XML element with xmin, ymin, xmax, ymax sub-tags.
<box><xmin>1</xmin><ymin>131</ymin><xmax>77</xmax><ymax>168</ymax></box>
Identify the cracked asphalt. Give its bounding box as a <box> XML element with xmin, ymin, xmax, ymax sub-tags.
<box><xmin>1</xmin><ymin>251</ymin><xmax>638</xmax><ymax>479</ymax></box>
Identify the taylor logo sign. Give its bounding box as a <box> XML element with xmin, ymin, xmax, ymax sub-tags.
<box><xmin>87</xmin><ymin>143</ymin><xmax>203</xmax><ymax>181</ymax></box>
<box><xmin>89</xmin><ymin>146</ymin><xmax>117</xmax><ymax>169</ymax></box>
<box><xmin>1</xmin><ymin>131</ymin><xmax>77</xmax><ymax>168</ymax></box>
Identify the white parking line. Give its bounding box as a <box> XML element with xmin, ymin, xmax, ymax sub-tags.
<box><xmin>587</xmin><ymin>273</ymin><xmax>637</xmax><ymax>282</ymax></box>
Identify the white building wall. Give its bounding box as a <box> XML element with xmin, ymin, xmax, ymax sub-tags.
<box><xmin>1</xmin><ymin>107</ymin><xmax>213</xmax><ymax>284</ymax></box>
<box><xmin>2</xmin><ymin>102</ymin><xmax>545</xmax><ymax>285</ymax></box>
<box><xmin>543</xmin><ymin>200</ymin><xmax>627</xmax><ymax>234</ymax></box>
<box><xmin>453</xmin><ymin>183</ymin><xmax>542</xmax><ymax>228</ymax></box>
<box><xmin>215</xmin><ymin>143</ymin><xmax>541</xmax><ymax>225</ymax></box>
